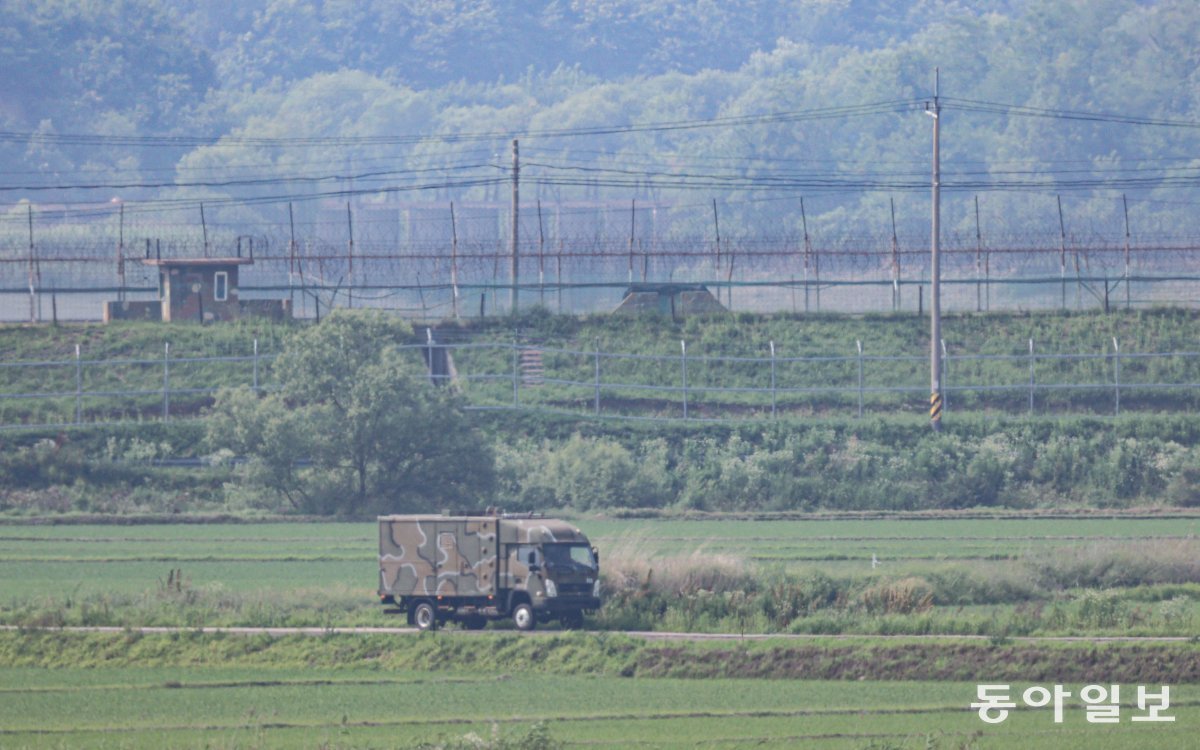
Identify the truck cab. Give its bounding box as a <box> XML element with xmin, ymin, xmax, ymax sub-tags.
<box><xmin>378</xmin><ymin>510</ymin><xmax>601</xmax><ymax>631</ymax></box>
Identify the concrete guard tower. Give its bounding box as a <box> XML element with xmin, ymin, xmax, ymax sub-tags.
<box><xmin>144</xmin><ymin>256</ymin><xmax>253</xmax><ymax>323</ymax></box>
<box><xmin>105</xmin><ymin>255</ymin><xmax>288</xmax><ymax>323</ymax></box>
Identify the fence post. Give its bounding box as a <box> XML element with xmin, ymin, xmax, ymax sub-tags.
<box><xmin>163</xmin><ymin>342</ymin><xmax>170</xmax><ymax>422</ymax></box>
<box><xmin>594</xmin><ymin>340</ymin><xmax>601</xmax><ymax>416</ymax></box>
<box><xmin>680</xmin><ymin>340</ymin><xmax>688</xmax><ymax>420</ymax></box>
<box><xmin>769</xmin><ymin>341</ymin><xmax>777</xmax><ymax>418</ymax></box>
<box><xmin>1113</xmin><ymin>337</ymin><xmax>1120</xmax><ymax>416</ymax></box>
<box><xmin>426</xmin><ymin>328</ymin><xmax>434</xmax><ymax>386</ymax></box>
<box><xmin>856</xmin><ymin>339</ymin><xmax>864</xmax><ymax>419</ymax></box>
<box><xmin>75</xmin><ymin>344</ymin><xmax>82</xmax><ymax>425</ymax></box>
<box><xmin>253</xmin><ymin>338</ymin><xmax>259</xmax><ymax>392</ymax></box>
<box><xmin>1028</xmin><ymin>338</ymin><xmax>1035</xmax><ymax>415</ymax></box>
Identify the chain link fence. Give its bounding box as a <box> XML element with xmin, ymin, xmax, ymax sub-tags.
<box><xmin>3</xmin><ymin>338</ymin><xmax>1198</xmax><ymax>430</ymax></box>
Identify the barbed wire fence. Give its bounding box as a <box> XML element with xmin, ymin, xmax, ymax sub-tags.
<box><xmin>3</xmin><ymin>198</ymin><xmax>1200</xmax><ymax>323</ymax></box>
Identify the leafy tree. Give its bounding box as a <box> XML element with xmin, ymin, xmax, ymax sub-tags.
<box><xmin>0</xmin><ymin>0</ymin><xmax>215</xmax><ymax>179</ymax></box>
<box><xmin>208</xmin><ymin>310</ymin><xmax>494</xmax><ymax>515</ymax></box>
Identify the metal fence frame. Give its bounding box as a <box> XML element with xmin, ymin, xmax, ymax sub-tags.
<box><xmin>6</xmin><ymin>230</ymin><xmax>1200</xmax><ymax>321</ymax></box>
<box><xmin>3</xmin><ymin>338</ymin><xmax>1198</xmax><ymax>430</ymax></box>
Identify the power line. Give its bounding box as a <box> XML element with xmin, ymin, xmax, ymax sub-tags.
<box><xmin>0</xmin><ymin>162</ymin><xmax>495</xmax><ymax>192</ymax></box>
<box><xmin>943</xmin><ymin>97</ymin><xmax>1200</xmax><ymax>130</ymax></box>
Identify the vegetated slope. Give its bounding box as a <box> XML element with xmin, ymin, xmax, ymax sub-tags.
<box><xmin>1</xmin><ymin>631</ymin><xmax>1197</xmax><ymax>684</ymax></box>
<box><xmin>443</xmin><ymin>306</ymin><xmax>1200</xmax><ymax>415</ymax></box>
<box><xmin>2</xmin><ymin>308</ymin><xmax>1200</xmax><ymax>515</ymax></box>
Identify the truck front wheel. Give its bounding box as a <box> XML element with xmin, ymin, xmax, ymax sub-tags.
<box><xmin>411</xmin><ymin>601</ymin><xmax>437</xmax><ymax>631</ymax></box>
<box><xmin>512</xmin><ymin>602</ymin><xmax>536</xmax><ymax>631</ymax></box>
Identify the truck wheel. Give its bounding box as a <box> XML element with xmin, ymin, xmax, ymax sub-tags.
<box><xmin>559</xmin><ymin>611</ymin><xmax>584</xmax><ymax>630</ymax></box>
<box><xmin>412</xmin><ymin>601</ymin><xmax>437</xmax><ymax>631</ymax></box>
<box><xmin>512</xmin><ymin>602</ymin><xmax>536</xmax><ymax>631</ymax></box>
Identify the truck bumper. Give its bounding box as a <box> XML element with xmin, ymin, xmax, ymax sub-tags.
<box><xmin>535</xmin><ymin>597</ymin><xmax>601</xmax><ymax>613</ymax></box>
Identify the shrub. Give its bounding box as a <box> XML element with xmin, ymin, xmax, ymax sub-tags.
<box><xmin>856</xmin><ymin>577</ymin><xmax>936</xmax><ymax>614</ymax></box>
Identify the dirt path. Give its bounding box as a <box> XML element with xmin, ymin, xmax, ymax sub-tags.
<box><xmin>2</xmin><ymin>625</ymin><xmax>1194</xmax><ymax>643</ymax></box>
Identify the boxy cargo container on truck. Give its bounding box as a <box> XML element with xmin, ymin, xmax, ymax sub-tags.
<box><xmin>378</xmin><ymin>510</ymin><xmax>601</xmax><ymax>630</ymax></box>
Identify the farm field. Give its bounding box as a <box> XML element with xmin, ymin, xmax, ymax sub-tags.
<box><xmin>0</xmin><ymin>518</ymin><xmax>1196</xmax><ymax>748</ymax></box>
<box><xmin>0</xmin><ymin>517</ymin><xmax>1197</xmax><ymax>636</ymax></box>
<box><xmin>1</xmin><ymin>516</ymin><xmax>1197</xmax><ymax>597</ymax></box>
<box><xmin>0</xmin><ymin>655</ymin><xmax>1194</xmax><ymax>748</ymax></box>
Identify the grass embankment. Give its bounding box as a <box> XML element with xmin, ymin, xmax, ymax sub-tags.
<box><xmin>2</xmin><ymin>630</ymin><xmax>1199</xmax><ymax>684</ymax></box>
<box><xmin>3</xmin><ymin>306</ymin><xmax>1200</xmax><ymax>423</ymax></box>
<box><xmin>444</xmin><ymin>306</ymin><xmax>1200</xmax><ymax>416</ymax></box>
<box><xmin>0</xmin><ymin>633</ymin><xmax>1196</xmax><ymax>749</ymax></box>
<box><xmin>3</xmin><ymin>309</ymin><xmax>1200</xmax><ymax>515</ymax></box>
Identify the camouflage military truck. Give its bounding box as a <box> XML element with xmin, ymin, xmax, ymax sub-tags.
<box><xmin>378</xmin><ymin>510</ymin><xmax>601</xmax><ymax>631</ymax></box>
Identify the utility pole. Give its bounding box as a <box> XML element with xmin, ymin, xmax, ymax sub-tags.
<box><xmin>1122</xmin><ymin>194</ymin><xmax>1131</xmax><ymax>309</ymax></box>
<box><xmin>510</xmin><ymin>139</ymin><xmax>520</xmax><ymax>315</ymax></box>
<box><xmin>890</xmin><ymin>197</ymin><xmax>900</xmax><ymax>311</ymax></box>
<box><xmin>288</xmin><ymin>202</ymin><xmax>297</xmax><ymax>317</ymax></box>
<box><xmin>117</xmin><ymin>201</ymin><xmax>125</xmax><ymax>302</ymax></box>
<box><xmin>926</xmin><ymin>69</ymin><xmax>943</xmax><ymax>432</ymax></box>
<box><xmin>346</xmin><ymin>201</ymin><xmax>354</xmax><ymax>309</ymax></box>
<box><xmin>451</xmin><ymin>202</ymin><xmax>460</xmax><ymax>319</ymax></box>
<box><xmin>27</xmin><ymin>203</ymin><xmax>37</xmax><ymax>322</ymax></box>
<box><xmin>1057</xmin><ymin>195</ymin><xmax>1067</xmax><ymax>310</ymax></box>
<box><xmin>200</xmin><ymin>202</ymin><xmax>209</xmax><ymax>257</ymax></box>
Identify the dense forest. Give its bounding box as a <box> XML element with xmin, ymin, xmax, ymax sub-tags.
<box><xmin>2</xmin><ymin>0</ymin><xmax>1199</xmax><ymax>242</ymax></box>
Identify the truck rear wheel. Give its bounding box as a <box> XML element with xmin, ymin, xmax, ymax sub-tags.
<box><xmin>512</xmin><ymin>602</ymin><xmax>536</xmax><ymax>631</ymax></box>
<box><xmin>411</xmin><ymin>601</ymin><xmax>437</xmax><ymax>631</ymax></box>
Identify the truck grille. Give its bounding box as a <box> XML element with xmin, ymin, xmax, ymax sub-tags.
<box><xmin>556</xmin><ymin>583</ymin><xmax>593</xmax><ymax>597</ymax></box>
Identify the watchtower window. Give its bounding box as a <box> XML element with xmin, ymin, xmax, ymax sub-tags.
<box><xmin>214</xmin><ymin>272</ymin><xmax>228</xmax><ymax>301</ymax></box>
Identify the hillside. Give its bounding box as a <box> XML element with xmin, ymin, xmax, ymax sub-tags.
<box><xmin>2</xmin><ymin>0</ymin><xmax>1199</xmax><ymax>242</ymax></box>
<box><xmin>2</xmin><ymin>308</ymin><xmax>1199</xmax><ymax>516</ymax></box>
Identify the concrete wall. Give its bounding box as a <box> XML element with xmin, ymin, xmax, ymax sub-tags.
<box><xmin>102</xmin><ymin>300</ymin><xmax>162</xmax><ymax>323</ymax></box>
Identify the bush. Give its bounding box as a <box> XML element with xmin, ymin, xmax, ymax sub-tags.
<box><xmin>504</xmin><ymin>434</ymin><xmax>673</xmax><ymax>511</ymax></box>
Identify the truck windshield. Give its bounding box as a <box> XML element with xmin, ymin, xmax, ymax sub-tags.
<box><xmin>543</xmin><ymin>544</ymin><xmax>595</xmax><ymax>569</ymax></box>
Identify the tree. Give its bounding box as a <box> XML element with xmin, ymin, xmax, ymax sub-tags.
<box><xmin>208</xmin><ymin>310</ymin><xmax>494</xmax><ymax>515</ymax></box>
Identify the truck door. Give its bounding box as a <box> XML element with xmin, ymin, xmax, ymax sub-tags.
<box><xmin>433</xmin><ymin>522</ymin><xmax>462</xmax><ymax>596</ymax></box>
<box><xmin>474</xmin><ymin>517</ymin><xmax>496</xmax><ymax>597</ymax></box>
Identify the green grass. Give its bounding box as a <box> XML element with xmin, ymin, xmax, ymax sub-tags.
<box><xmin>435</xmin><ymin>307</ymin><xmax>1200</xmax><ymax>416</ymax></box>
<box><xmin>5</xmin><ymin>308</ymin><xmax>1200</xmax><ymax>426</ymax></box>
<box><xmin>0</xmin><ymin>518</ymin><xmax>1197</xmax><ymax>637</ymax></box>
<box><xmin>0</xmin><ymin>657</ymin><xmax>1193</xmax><ymax>748</ymax></box>
<box><xmin>6</xmin><ymin>312</ymin><xmax>1200</xmax><ymax>517</ymax></box>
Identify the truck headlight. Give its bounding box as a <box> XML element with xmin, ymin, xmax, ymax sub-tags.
<box><xmin>592</xmin><ymin>580</ymin><xmax>601</xmax><ymax>598</ymax></box>
<box><xmin>544</xmin><ymin>580</ymin><xmax>557</xmax><ymax>598</ymax></box>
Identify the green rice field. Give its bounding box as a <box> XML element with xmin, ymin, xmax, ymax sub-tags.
<box><xmin>0</xmin><ymin>517</ymin><xmax>1193</xmax><ymax>595</ymax></box>
<box><xmin>0</xmin><ymin>517</ymin><xmax>1196</xmax><ymax>748</ymax></box>
<box><xmin>0</xmin><ymin>663</ymin><xmax>1194</xmax><ymax>749</ymax></box>
<box><xmin>1</xmin><ymin>516</ymin><xmax>1197</xmax><ymax>595</ymax></box>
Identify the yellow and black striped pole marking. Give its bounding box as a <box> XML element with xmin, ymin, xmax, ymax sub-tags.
<box><xmin>930</xmin><ymin>391</ymin><xmax>943</xmax><ymax>428</ymax></box>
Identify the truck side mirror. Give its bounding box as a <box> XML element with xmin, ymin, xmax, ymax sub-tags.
<box><xmin>592</xmin><ymin>546</ymin><xmax>600</xmax><ymax>565</ymax></box>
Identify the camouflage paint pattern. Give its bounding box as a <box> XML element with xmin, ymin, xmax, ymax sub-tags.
<box><xmin>378</xmin><ymin>514</ymin><xmax>594</xmax><ymax>601</ymax></box>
